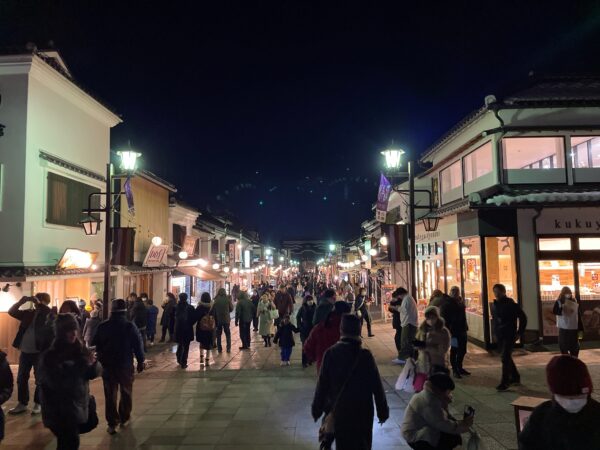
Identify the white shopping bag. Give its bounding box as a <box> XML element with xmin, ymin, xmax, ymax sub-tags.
<box><xmin>395</xmin><ymin>357</ymin><xmax>416</xmax><ymax>393</ymax></box>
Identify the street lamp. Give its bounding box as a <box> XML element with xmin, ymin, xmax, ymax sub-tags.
<box><xmin>422</xmin><ymin>216</ymin><xmax>441</xmax><ymax>232</ymax></box>
<box><xmin>379</xmin><ymin>235</ymin><xmax>388</xmax><ymax>246</ymax></box>
<box><xmin>329</xmin><ymin>243</ymin><xmax>336</xmax><ymax>252</ymax></box>
<box><xmin>381</xmin><ymin>148</ymin><xmax>404</xmax><ymax>172</ymax></box>
<box><xmin>80</xmin><ymin>148</ymin><xmax>141</xmax><ymax>318</ymax></box>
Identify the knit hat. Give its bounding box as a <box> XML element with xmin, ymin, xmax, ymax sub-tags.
<box><xmin>546</xmin><ymin>355</ymin><xmax>593</xmax><ymax>396</ymax></box>
<box><xmin>340</xmin><ymin>314</ymin><xmax>361</xmax><ymax>337</ymax></box>
<box><xmin>111</xmin><ymin>298</ymin><xmax>128</xmax><ymax>313</ymax></box>
<box><xmin>429</xmin><ymin>373</ymin><xmax>455</xmax><ymax>391</ymax></box>
<box><xmin>54</xmin><ymin>313</ymin><xmax>80</xmax><ymax>337</ymax></box>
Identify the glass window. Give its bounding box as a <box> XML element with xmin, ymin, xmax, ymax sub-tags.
<box><xmin>440</xmin><ymin>161</ymin><xmax>462</xmax><ymax>196</ymax></box>
<box><xmin>539</xmin><ymin>238</ymin><xmax>571</xmax><ymax>251</ymax></box>
<box><xmin>571</xmin><ymin>136</ymin><xmax>600</xmax><ymax>168</ymax></box>
<box><xmin>538</xmin><ymin>259</ymin><xmax>575</xmax><ymax>337</ymax></box>
<box><xmin>46</xmin><ymin>172</ymin><xmax>100</xmax><ymax>227</ymax></box>
<box><xmin>461</xmin><ymin>238</ymin><xmax>484</xmax><ymax>341</ymax></box>
<box><xmin>502</xmin><ymin>137</ymin><xmax>565</xmax><ymax>170</ymax></box>
<box><xmin>579</xmin><ymin>238</ymin><xmax>600</xmax><ymax>250</ymax></box>
<box><xmin>464</xmin><ymin>142</ymin><xmax>493</xmax><ymax>182</ymax></box>
<box><xmin>445</xmin><ymin>241</ymin><xmax>460</xmax><ymax>287</ymax></box>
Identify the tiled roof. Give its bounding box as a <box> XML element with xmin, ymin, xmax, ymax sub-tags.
<box><xmin>0</xmin><ymin>265</ymin><xmax>107</xmax><ymax>281</ymax></box>
<box><xmin>40</xmin><ymin>150</ymin><xmax>106</xmax><ymax>181</ymax></box>
<box><xmin>123</xmin><ymin>264</ymin><xmax>175</xmax><ymax>274</ymax></box>
<box><xmin>505</xmin><ymin>75</ymin><xmax>600</xmax><ymax>105</ymax></box>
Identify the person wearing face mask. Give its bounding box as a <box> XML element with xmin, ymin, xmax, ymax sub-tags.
<box><xmin>552</xmin><ymin>286</ymin><xmax>581</xmax><ymax>357</ymax></box>
<box><xmin>415</xmin><ymin>306</ymin><xmax>451</xmax><ymax>376</ymax></box>
<box><xmin>519</xmin><ymin>355</ymin><xmax>600</xmax><ymax>450</ymax></box>
<box><xmin>402</xmin><ymin>373</ymin><xmax>473</xmax><ymax>450</ymax></box>
<box><xmin>296</xmin><ymin>295</ymin><xmax>317</xmax><ymax>367</ymax></box>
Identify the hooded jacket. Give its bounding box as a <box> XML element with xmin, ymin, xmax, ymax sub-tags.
<box><xmin>213</xmin><ymin>289</ymin><xmax>233</xmax><ymax>325</ymax></box>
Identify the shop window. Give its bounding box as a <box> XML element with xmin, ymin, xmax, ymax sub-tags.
<box><xmin>579</xmin><ymin>238</ymin><xmax>600</xmax><ymax>250</ymax></box>
<box><xmin>538</xmin><ymin>259</ymin><xmax>575</xmax><ymax>337</ymax></box>
<box><xmin>445</xmin><ymin>241</ymin><xmax>460</xmax><ymax>286</ymax></box>
<box><xmin>502</xmin><ymin>137</ymin><xmax>565</xmax><ymax>170</ymax></box>
<box><xmin>461</xmin><ymin>238</ymin><xmax>484</xmax><ymax>341</ymax></box>
<box><xmin>538</xmin><ymin>238</ymin><xmax>571</xmax><ymax>251</ymax></box>
<box><xmin>440</xmin><ymin>161</ymin><xmax>462</xmax><ymax>204</ymax></box>
<box><xmin>46</xmin><ymin>172</ymin><xmax>100</xmax><ymax>227</ymax></box>
<box><xmin>464</xmin><ymin>142</ymin><xmax>493</xmax><ymax>182</ymax></box>
<box><xmin>577</xmin><ymin>262</ymin><xmax>600</xmax><ymax>337</ymax></box>
<box><xmin>571</xmin><ymin>136</ymin><xmax>600</xmax><ymax>168</ymax></box>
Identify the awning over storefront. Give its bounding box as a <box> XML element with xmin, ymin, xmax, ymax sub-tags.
<box><xmin>0</xmin><ymin>265</ymin><xmax>115</xmax><ymax>282</ymax></box>
<box><xmin>173</xmin><ymin>266</ymin><xmax>223</xmax><ymax>281</ymax></box>
<box><xmin>123</xmin><ymin>264</ymin><xmax>174</xmax><ymax>275</ymax></box>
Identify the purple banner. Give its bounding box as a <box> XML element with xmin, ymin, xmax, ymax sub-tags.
<box><xmin>124</xmin><ymin>176</ymin><xmax>135</xmax><ymax>215</ymax></box>
<box><xmin>376</xmin><ymin>174</ymin><xmax>392</xmax><ymax>212</ymax></box>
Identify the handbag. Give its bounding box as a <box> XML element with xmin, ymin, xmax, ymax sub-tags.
<box><xmin>413</xmin><ymin>373</ymin><xmax>428</xmax><ymax>392</ymax></box>
<box><xmin>270</xmin><ymin>309</ymin><xmax>280</xmax><ymax>320</ymax></box>
<box><xmin>199</xmin><ymin>305</ymin><xmax>216</xmax><ymax>332</ymax></box>
<box><xmin>395</xmin><ymin>357</ymin><xmax>416</xmax><ymax>393</ymax></box>
<box><xmin>79</xmin><ymin>395</ymin><xmax>99</xmax><ymax>434</ymax></box>
<box><xmin>318</xmin><ymin>351</ymin><xmax>362</xmax><ymax>450</ymax></box>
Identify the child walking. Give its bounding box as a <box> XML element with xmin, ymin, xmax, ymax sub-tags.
<box><xmin>274</xmin><ymin>315</ymin><xmax>298</xmax><ymax>366</ymax></box>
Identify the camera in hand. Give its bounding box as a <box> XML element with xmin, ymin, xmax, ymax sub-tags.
<box><xmin>464</xmin><ymin>405</ymin><xmax>475</xmax><ymax>419</ymax></box>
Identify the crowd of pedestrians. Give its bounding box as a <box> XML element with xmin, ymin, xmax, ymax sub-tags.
<box><xmin>2</xmin><ymin>276</ymin><xmax>598</xmax><ymax>450</ymax></box>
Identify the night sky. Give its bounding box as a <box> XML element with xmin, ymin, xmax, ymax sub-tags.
<box><xmin>2</xmin><ymin>1</ymin><xmax>600</xmax><ymax>245</ymax></box>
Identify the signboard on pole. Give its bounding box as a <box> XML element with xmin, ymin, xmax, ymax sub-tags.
<box><xmin>183</xmin><ymin>236</ymin><xmax>198</xmax><ymax>256</ymax></box>
<box><xmin>376</xmin><ymin>174</ymin><xmax>392</xmax><ymax>222</ymax></box>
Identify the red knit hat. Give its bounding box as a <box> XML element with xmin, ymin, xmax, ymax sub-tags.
<box><xmin>546</xmin><ymin>355</ymin><xmax>593</xmax><ymax>396</ymax></box>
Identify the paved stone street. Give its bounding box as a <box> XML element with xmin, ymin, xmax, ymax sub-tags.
<box><xmin>3</xmin><ymin>320</ymin><xmax>600</xmax><ymax>449</ymax></box>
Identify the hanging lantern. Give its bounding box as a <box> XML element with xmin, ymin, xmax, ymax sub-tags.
<box><xmin>80</xmin><ymin>215</ymin><xmax>102</xmax><ymax>236</ymax></box>
<box><xmin>422</xmin><ymin>216</ymin><xmax>441</xmax><ymax>232</ymax></box>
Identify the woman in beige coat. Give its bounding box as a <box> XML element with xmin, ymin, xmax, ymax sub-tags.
<box><xmin>415</xmin><ymin>306</ymin><xmax>451</xmax><ymax>374</ymax></box>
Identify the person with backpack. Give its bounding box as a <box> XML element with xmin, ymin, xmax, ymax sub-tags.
<box><xmin>174</xmin><ymin>293</ymin><xmax>196</xmax><ymax>369</ymax></box>
<box><xmin>92</xmin><ymin>299</ymin><xmax>145</xmax><ymax>435</ymax></box>
<box><xmin>312</xmin><ymin>314</ymin><xmax>388</xmax><ymax>450</ymax></box>
<box><xmin>0</xmin><ymin>348</ymin><xmax>13</xmax><ymax>444</ymax></box>
<box><xmin>195</xmin><ymin>292</ymin><xmax>216</xmax><ymax>366</ymax></box>
<box><xmin>491</xmin><ymin>283</ymin><xmax>527</xmax><ymax>391</ymax></box>
<box><xmin>39</xmin><ymin>313</ymin><xmax>101</xmax><ymax>449</ymax></box>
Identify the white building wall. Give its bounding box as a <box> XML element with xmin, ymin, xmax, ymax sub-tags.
<box><xmin>0</xmin><ymin>72</ymin><xmax>29</xmax><ymax>265</ymax></box>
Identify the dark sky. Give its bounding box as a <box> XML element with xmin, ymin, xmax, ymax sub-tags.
<box><xmin>2</xmin><ymin>1</ymin><xmax>600</xmax><ymax>245</ymax></box>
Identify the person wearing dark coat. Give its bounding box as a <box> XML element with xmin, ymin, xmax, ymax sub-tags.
<box><xmin>159</xmin><ymin>293</ymin><xmax>177</xmax><ymax>342</ymax></box>
<box><xmin>388</xmin><ymin>292</ymin><xmax>403</xmax><ymax>364</ymax></box>
<box><xmin>312</xmin><ymin>289</ymin><xmax>336</xmax><ymax>326</ymax></box>
<box><xmin>8</xmin><ymin>293</ymin><xmax>53</xmax><ymax>415</ymax></box>
<box><xmin>491</xmin><ymin>284</ymin><xmax>527</xmax><ymax>391</ymax></box>
<box><xmin>312</xmin><ymin>315</ymin><xmax>389</xmax><ymax>450</ymax></box>
<box><xmin>129</xmin><ymin>296</ymin><xmax>148</xmax><ymax>352</ymax></box>
<box><xmin>440</xmin><ymin>286</ymin><xmax>470</xmax><ymax>378</ymax></box>
<box><xmin>82</xmin><ymin>307</ymin><xmax>102</xmax><ymax>348</ymax></box>
<box><xmin>195</xmin><ymin>292</ymin><xmax>216</xmax><ymax>367</ymax></box>
<box><xmin>250</xmin><ymin>291</ymin><xmax>261</xmax><ymax>332</ymax></box>
<box><xmin>355</xmin><ymin>288</ymin><xmax>374</xmax><ymax>337</ymax></box>
<box><xmin>296</xmin><ymin>295</ymin><xmax>317</xmax><ymax>367</ymax></box>
<box><xmin>274</xmin><ymin>315</ymin><xmax>299</xmax><ymax>366</ymax></box>
<box><xmin>274</xmin><ymin>285</ymin><xmax>294</xmax><ymax>327</ymax></box>
<box><xmin>213</xmin><ymin>288</ymin><xmax>234</xmax><ymax>353</ymax></box>
<box><xmin>145</xmin><ymin>299</ymin><xmax>159</xmax><ymax>345</ymax></box>
<box><xmin>174</xmin><ymin>293</ymin><xmax>196</xmax><ymax>368</ymax></box>
<box><xmin>0</xmin><ymin>349</ymin><xmax>14</xmax><ymax>443</ymax></box>
<box><xmin>235</xmin><ymin>291</ymin><xmax>255</xmax><ymax>350</ymax></box>
<box><xmin>519</xmin><ymin>355</ymin><xmax>600</xmax><ymax>450</ymax></box>
<box><xmin>92</xmin><ymin>299</ymin><xmax>145</xmax><ymax>435</ymax></box>
<box><xmin>39</xmin><ymin>313</ymin><xmax>101</xmax><ymax>449</ymax></box>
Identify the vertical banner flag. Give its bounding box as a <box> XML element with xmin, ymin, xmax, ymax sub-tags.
<box><xmin>124</xmin><ymin>176</ymin><xmax>135</xmax><ymax>215</ymax></box>
<box><xmin>376</xmin><ymin>174</ymin><xmax>392</xmax><ymax>222</ymax></box>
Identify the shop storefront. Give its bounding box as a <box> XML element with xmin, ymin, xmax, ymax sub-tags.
<box><xmin>535</xmin><ymin>208</ymin><xmax>600</xmax><ymax>341</ymax></box>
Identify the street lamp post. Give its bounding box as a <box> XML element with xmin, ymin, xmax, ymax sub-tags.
<box><xmin>79</xmin><ymin>150</ymin><xmax>141</xmax><ymax>319</ymax></box>
<box><xmin>381</xmin><ymin>148</ymin><xmax>437</xmax><ymax>299</ymax></box>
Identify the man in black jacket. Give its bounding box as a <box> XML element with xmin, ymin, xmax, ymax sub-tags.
<box><xmin>8</xmin><ymin>293</ymin><xmax>52</xmax><ymax>415</ymax></box>
<box><xmin>491</xmin><ymin>284</ymin><xmax>527</xmax><ymax>391</ymax></box>
<box><xmin>92</xmin><ymin>298</ymin><xmax>145</xmax><ymax>435</ymax></box>
<box><xmin>388</xmin><ymin>291</ymin><xmax>403</xmax><ymax>364</ymax></box>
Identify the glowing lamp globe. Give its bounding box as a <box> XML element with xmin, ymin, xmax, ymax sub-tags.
<box><xmin>80</xmin><ymin>216</ymin><xmax>101</xmax><ymax>236</ymax></box>
<box><xmin>117</xmin><ymin>150</ymin><xmax>141</xmax><ymax>172</ymax></box>
<box><xmin>151</xmin><ymin>236</ymin><xmax>162</xmax><ymax>246</ymax></box>
<box><xmin>381</xmin><ymin>148</ymin><xmax>404</xmax><ymax>171</ymax></box>
<box><xmin>178</xmin><ymin>251</ymin><xmax>188</xmax><ymax>260</ymax></box>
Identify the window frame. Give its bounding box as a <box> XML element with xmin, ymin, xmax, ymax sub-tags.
<box><xmin>439</xmin><ymin>160</ymin><xmax>463</xmax><ymax>205</ymax></box>
<box><xmin>463</xmin><ymin>141</ymin><xmax>494</xmax><ymax>183</ymax></box>
<box><xmin>45</xmin><ymin>170</ymin><xmax>101</xmax><ymax>228</ymax></box>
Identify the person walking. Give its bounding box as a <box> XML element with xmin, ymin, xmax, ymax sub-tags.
<box><xmin>213</xmin><ymin>288</ymin><xmax>233</xmax><ymax>353</ymax></box>
<box><xmin>82</xmin><ymin>304</ymin><xmax>102</xmax><ymax>348</ymax></box>
<box><xmin>274</xmin><ymin>284</ymin><xmax>294</xmax><ymax>328</ymax></box>
<box><xmin>415</xmin><ymin>306</ymin><xmax>451</xmax><ymax>375</ymax></box>
<box><xmin>491</xmin><ymin>283</ymin><xmax>527</xmax><ymax>391</ymax></box>
<box><xmin>553</xmin><ymin>286</ymin><xmax>581</xmax><ymax>357</ymax></box>
<box><xmin>312</xmin><ymin>314</ymin><xmax>389</xmax><ymax>450</ymax></box>
<box><xmin>389</xmin><ymin>291</ymin><xmax>403</xmax><ymax>364</ymax></box>
<box><xmin>174</xmin><ymin>293</ymin><xmax>195</xmax><ymax>369</ymax></box>
<box><xmin>145</xmin><ymin>299</ymin><xmax>159</xmax><ymax>346</ymax></box>
<box><xmin>401</xmin><ymin>373</ymin><xmax>473</xmax><ymax>450</ymax></box>
<box><xmin>251</xmin><ymin>289</ymin><xmax>261</xmax><ymax>332</ymax></box>
<box><xmin>0</xmin><ymin>348</ymin><xmax>13</xmax><ymax>444</ymax></box>
<box><xmin>304</xmin><ymin>301</ymin><xmax>351</xmax><ymax>373</ymax></box>
<box><xmin>129</xmin><ymin>295</ymin><xmax>148</xmax><ymax>352</ymax></box>
<box><xmin>440</xmin><ymin>286</ymin><xmax>469</xmax><ymax>378</ymax></box>
<box><xmin>396</xmin><ymin>287</ymin><xmax>419</xmax><ymax>363</ymax></box>
<box><xmin>92</xmin><ymin>299</ymin><xmax>145</xmax><ymax>435</ymax></box>
<box><xmin>313</xmin><ymin>288</ymin><xmax>336</xmax><ymax>326</ymax></box>
<box><xmin>235</xmin><ymin>290</ymin><xmax>254</xmax><ymax>350</ymax></box>
<box><xmin>195</xmin><ymin>292</ymin><xmax>216</xmax><ymax>366</ymax></box>
<box><xmin>159</xmin><ymin>293</ymin><xmax>177</xmax><ymax>343</ymax></box>
<box><xmin>274</xmin><ymin>315</ymin><xmax>298</xmax><ymax>366</ymax></box>
<box><xmin>39</xmin><ymin>313</ymin><xmax>101</xmax><ymax>449</ymax></box>
<box><xmin>8</xmin><ymin>293</ymin><xmax>53</xmax><ymax>415</ymax></box>
<box><xmin>519</xmin><ymin>355</ymin><xmax>600</xmax><ymax>450</ymax></box>
<box><xmin>257</xmin><ymin>292</ymin><xmax>275</xmax><ymax>347</ymax></box>
<box><xmin>355</xmin><ymin>287</ymin><xmax>374</xmax><ymax>337</ymax></box>
<box><xmin>78</xmin><ymin>300</ymin><xmax>91</xmax><ymax>325</ymax></box>
<box><xmin>296</xmin><ymin>295</ymin><xmax>316</xmax><ymax>367</ymax></box>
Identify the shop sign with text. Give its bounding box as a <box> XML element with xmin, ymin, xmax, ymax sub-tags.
<box><xmin>537</xmin><ymin>208</ymin><xmax>600</xmax><ymax>234</ymax></box>
<box><xmin>143</xmin><ymin>244</ymin><xmax>168</xmax><ymax>267</ymax></box>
